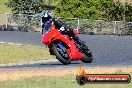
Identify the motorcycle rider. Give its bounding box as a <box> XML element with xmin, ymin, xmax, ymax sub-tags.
<box><xmin>41</xmin><ymin>10</ymin><xmax>52</xmax><ymax>33</ymax></box>
<box><xmin>41</xmin><ymin>10</ymin><xmax>64</xmax><ymax>32</ymax></box>
<box><xmin>41</xmin><ymin>11</ymin><xmax>88</xmax><ymax>50</ymax></box>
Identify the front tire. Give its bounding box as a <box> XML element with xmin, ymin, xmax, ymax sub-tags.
<box><xmin>52</xmin><ymin>43</ymin><xmax>71</xmax><ymax>65</ymax></box>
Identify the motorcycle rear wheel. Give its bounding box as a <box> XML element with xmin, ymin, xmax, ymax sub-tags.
<box><xmin>81</xmin><ymin>51</ymin><xmax>93</xmax><ymax>63</ymax></box>
<box><xmin>52</xmin><ymin>43</ymin><xmax>71</xmax><ymax>65</ymax></box>
<box><xmin>79</xmin><ymin>42</ymin><xmax>93</xmax><ymax>63</ymax></box>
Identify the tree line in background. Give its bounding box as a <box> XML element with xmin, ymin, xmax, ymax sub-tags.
<box><xmin>7</xmin><ymin>0</ymin><xmax>132</xmax><ymax>21</ymax></box>
<box><xmin>54</xmin><ymin>0</ymin><xmax>132</xmax><ymax>21</ymax></box>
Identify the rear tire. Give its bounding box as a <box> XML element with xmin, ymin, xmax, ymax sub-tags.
<box><xmin>81</xmin><ymin>51</ymin><xmax>93</xmax><ymax>63</ymax></box>
<box><xmin>52</xmin><ymin>43</ymin><xmax>71</xmax><ymax>65</ymax></box>
<box><xmin>77</xmin><ymin>41</ymin><xmax>93</xmax><ymax>63</ymax></box>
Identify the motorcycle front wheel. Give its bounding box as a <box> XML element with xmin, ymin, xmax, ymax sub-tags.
<box><xmin>52</xmin><ymin>43</ymin><xmax>71</xmax><ymax>65</ymax></box>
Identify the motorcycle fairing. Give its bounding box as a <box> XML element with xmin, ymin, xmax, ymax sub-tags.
<box><xmin>42</xmin><ymin>25</ymin><xmax>83</xmax><ymax>60</ymax></box>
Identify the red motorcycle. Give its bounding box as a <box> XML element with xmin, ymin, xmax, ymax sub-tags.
<box><xmin>42</xmin><ymin>20</ymin><xmax>93</xmax><ymax>65</ymax></box>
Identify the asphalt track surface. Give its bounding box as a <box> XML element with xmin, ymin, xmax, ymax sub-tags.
<box><xmin>0</xmin><ymin>31</ymin><xmax>132</xmax><ymax>69</ymax></box>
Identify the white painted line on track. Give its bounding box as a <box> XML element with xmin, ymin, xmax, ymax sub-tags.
<box><xmin>0</xmin><ymin>42</ymin><xmax>22</xmax><ymax>46</ymax></box>
<box><xmin>0</xmin><ymin>42</ymin><xmax>6</xmax><ymax>44</ymax></box>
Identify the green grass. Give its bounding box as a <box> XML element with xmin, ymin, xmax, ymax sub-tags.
<box><xmin>0</xmin><ymin>4</ymin><xmax>11</xmax><ymax>13</ymax></box>
<box><xmin>0</xmin><ymin>0</ymin><xmax>11</xmax><ymax>13</ymax></box>
<box><xmin>0</xmin><ymin>44</ymin><xmax>54</xmax><ymax>64</ymax></box>
<box><xmin>0</xmin><ymin>75</ymin><xmax>131</xmax><ymax>88</ymax></box>
<box><xmin>0</xmin><ymin>0</ymin><xmax>8</xmax><ymax>4</ymax></box>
